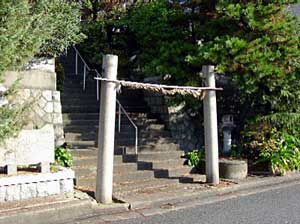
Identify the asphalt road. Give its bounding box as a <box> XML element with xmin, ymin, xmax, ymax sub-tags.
<box><xmin>113</xmin><ymin>182</ymin><xmax>300</xmax><ymax>224</ymax></box>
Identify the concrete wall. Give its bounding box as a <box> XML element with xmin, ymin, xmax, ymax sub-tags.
<box><xmin>3</xmin><ymin>70</ymin><xmax>56</xmax><ymax>91</ymax></box>
<box><xmin>3</xmin><ymin>58</ymin><xmax>56</xmax><ymax>90</ymax></box>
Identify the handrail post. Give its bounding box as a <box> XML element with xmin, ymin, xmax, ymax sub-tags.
<box><xmin>97</xmin><ymin>79</ymin><xmax>99</xmax><ymax>101</ymax></box>
<box><xmin>135</xmin><ymin>129</ymin><xmax>138</xmax><ymax>155</ymax></box>
<box><xmin>203</xmin><ymin>65</ymin><xmax>219</xmax><ymax>185</ymax></box>
<box><xmin>83</xmin><ymin>64</ymin><xmax>86</xmax><ymax>91</ymax></box>
<box><xmin>75</xmin><ymin>52</ymin><xmax>78</xmax><ymax>75</ymax></box>
<box><xmin>118</xmin><ymin>103</ymin><xmax>121</xmax><ymax>133</ymax></box>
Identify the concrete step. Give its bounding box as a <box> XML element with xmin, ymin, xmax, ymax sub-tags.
<box><xmin>64</xmin><ymin>132</ymin><xmax>172</xmax><ymax>144</ymax></box>
<box><xmin>74</xmin><ymin>169</ymin><xmax>155</xmax><ymax>187</ymax></box>
<box><xmin>68</xmin><ymin>140</ymin><xmax>97</xmax><ymax>148</ymax></box>
<box><xmin>137</xmin><ymin>158</ymin><xmax>186</xmax><ymax>170</ymax></box>
<box><xmin>62</xmin><ymin>105</ymin><xmax>149</xmax><ymax>113</ymax></box>
<box><xmin>128</xmin><ymin>150</ymin><xmax>183</xmax><ymax>161</ymax></box>
<box><xmin>72</xmin><ymin>155</ymin><xmax>125</xmax><ymax>167</ymax></box>
<box><xmin>63</xmin><ymin>118</ymin><xmax>159</xmax><ymax>127</ymax></box>
<box><xmin>64</xmin><ymin>125</ymin><xmax>169</xmax><ymax>135</ymax></box>
<box><xmin>125</xmin><ymin>142</ymin><xmax>180</xmax><ymax>153</ymax></box>
<box><xmin>63</xmin><ymin>112</ymin><xmax>149</xmax><ymax>121</ymax></box>
<box><xmin>73</xmin><ymin>163</ymin><xmax>138</xmax><ymax>177</ymax></box>
<box><xmin>113</xmin><ymin>178</ymin><xmax>179</xmax><ymax>193</ymax></box>
<box><xmin>71</xmin><ymin>149</ymin><xmax>98</xmax><ymax>158</ymax></box>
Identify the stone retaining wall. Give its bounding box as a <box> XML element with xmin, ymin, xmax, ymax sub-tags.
<box><xmin>15</xmin><ymin>88</ymin><xmax>65</xmax><ymax>147</ymax></box>
<box><xmin>0</xmin><ymin>168</ymin><xmax>74</xmax><ymax>202</ymax></box>
<box><xmin>144</xmin><ymin>92</ymin><xmax>203</xmax><ymax>152</ymax></box>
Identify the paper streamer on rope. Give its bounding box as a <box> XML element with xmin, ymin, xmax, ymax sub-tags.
<box><xmin>95</xmin><ymin>77</ymin><xmax>222</xmax><ymax>99</ymax></box>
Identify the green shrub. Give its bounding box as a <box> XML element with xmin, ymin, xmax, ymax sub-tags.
<box><xmin>258</xmin><ymin>133</ymin><xmax>300</xmax><ymax>175</ymax></box>
<box><xmin>55</xmin><ymin>145</ymin><xmax>73</xmax><ymax>168</ymax></box>
<box><xmin>186</xmin><ymin>148</ymin><xmax>205</xmax><ymax>168</ymax></box>
<box><xmin>243</xmin><ymin>119</ymin><xmax>300</xmax><ymax>175</ymax></box>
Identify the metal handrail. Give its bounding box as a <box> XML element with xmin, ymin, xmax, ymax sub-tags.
<box><xmin>73</xmin><ymin>45</ymin><xmax>92</xmax><ymax>91</ymax></box>
<box><xmin>116</xmin><ymin>100</ymin><xmax>138</xmax><ymax>155</ymax></box>
<box><xmin>72</xmin><ymin>45</ymin><xmax>138</xmax><ymax>154</ymax></box>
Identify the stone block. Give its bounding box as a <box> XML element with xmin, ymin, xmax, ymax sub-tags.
<box><xmin>53</xmin><ymin>113</ymin><xmax>63</xmax><ymax>124</ymax></box>
<box><xmin>0</xmin><ymin>124</ymin><xmax>54</xmax><ymax>166</ymax></box>
<box><xmin>42</xmin><ymin>114</ymin><xmax>52</xmax><ymax>123</ymax></box>
<box><xmin>5</xmin><ymin>164</ymin><xmax>17</xmax><ymax>175</ymax></box>
<box><xmin>44</xmin><ymin>102</ymin><xmax>53</xmax><ymax>113</ymax></box>
<box><xmin>47</xmin><ymin>180</ymin><xmax>60</xmax><ymax>195</ymax></box>
<box><xmin>20</xmin><ymin>183</ymin><xmax>37</xmax><ymax>200</ymax></box>
<box><xmin>31</xmin><ymin>89</ymin><xmax>41</xmax><ymax>99</ymax></box>
<box><xmin>54</xmin><ymin>126</ymin><xmax>64</xmax><ymax>137</ymax></box>
<box><xmin>37</xmin><ymin>182</ymin><xmax>49</xmax><ymax>197</ymax></box>
<box><xmin>53</xmin><ymin>102</ymin><xmax>62</xmax><ymax>113</ymax></box>
<box><xmin>35</xmin><ymin>106</ymin><xmax>46</xmax><ymax>118</ymax></box>
<box><xmin>42</xmin><ymin>90</ymin><xmax>53</xmax><ymax>101</ymax></box>
<box><xmin>6</xmin><ymin>185</ymin><xmax>20</xmax><ymax>201</ymax></box>
<box><xmin>38</xmin><ymin>162</ymin><xmax>50</xmax><ymax>173</ymax></box>
<box><xmin>38</xmin><ymin>96</ymin><xmax>47</xmax><ymax>108</ymax></box>
<box><xmin>0</xmin><ymin>186</ymin><xmax>6</xmax><ymax>202</ymax></box>
<box><xmin>52</xmin><ymin>91</ymin><xmax>60</xmax><ymax>101</ymax></box>
<box><xmin>60</xmin><ymin>179</ymin><xmax>74</xmax><ymax>193</ymax></box>
<box><xmin>21</xmin><ymin>89</ymin><xmax>31</xmax><ymax>100</ymax></box>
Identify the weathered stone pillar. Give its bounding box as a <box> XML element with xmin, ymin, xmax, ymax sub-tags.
<box><xmin>203</xmin><ymin>65</ymin><xmax>219</xmax><ymax>185</ymax></box>
<box><xmin>95</xmin><ymin>55</ymin><xmax>118</xmax><ymax>204</ymax></box>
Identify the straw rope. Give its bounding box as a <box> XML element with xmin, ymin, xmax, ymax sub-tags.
<box><xmin>95</xmin><ymin>77</ymin><xmax>222</xmax><ymax>99</ymax></box>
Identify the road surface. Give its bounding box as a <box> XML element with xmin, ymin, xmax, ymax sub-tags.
<box><xmin>113</xmin><ymin>182</ymin><xmax>300</xmax><ymax>224</ymax></box>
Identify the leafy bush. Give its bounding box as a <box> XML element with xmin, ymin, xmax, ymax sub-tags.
<box><xmin>186</xmin><ymin>148</ymin><xmax>205</xmax><ymax>168</ymax></box>
<box><xmin>55</xmin><ymin>145</ymin><xmax>73</xmax><ymax>167</ymax></box>
<box><xmin>243</xmin><ymin>119</ymin><xmax>300</xmax><ymax>175</ymax></box>
<box><xmin>258</xmin><ymin>133</ymin><xmax>300</xmax><ymax>175</ymax></box>
<box><xmin>38</xmin><ymin>0</ymin><xmax>85</xmax><ymax>57</ymax></box>
<box><xmin>0</xmin><ymin>0</ymin><xmax>83</xmax><ymax>143</ymax></box>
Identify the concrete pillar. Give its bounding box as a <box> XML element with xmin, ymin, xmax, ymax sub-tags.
<box><xmin>203</xmin><ymin>65</ymin><xmax>219</xmax><ymax>185</ymax></box>
<box><xmin>95</xmin><ymin>55</ymin><xmax>118</xmax><ymax>203</ymax></box>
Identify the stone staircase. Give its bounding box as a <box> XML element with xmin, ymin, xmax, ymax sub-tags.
<box><xmin>60</xmin><ymin>48</ymin><xmax>201</xmax><ymax>205</ymax></box>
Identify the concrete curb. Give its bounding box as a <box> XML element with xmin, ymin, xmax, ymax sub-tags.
<box><xmin>0</xmin><ymin>191</ymin><xmax>129</xmax><ymax>224</ymax></box>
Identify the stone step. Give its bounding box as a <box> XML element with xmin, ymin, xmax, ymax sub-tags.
<box><xmin>126</xmin><ymin>150</ymin><xmax>183</xmax><ymax>161</ymax></box>
<box><xmin>125</xmin><ymin>142</ymin><xmax>180</xmax><ymax>153</ymax></box>
<box><xmin>62</xmin><ymin>105</ymin><xmax>148</xmax><ymax>113</ymax></box>
<box><xmin>74</xmin><ymin>165</ymin><xmax>194</xmax><ymax>190</ymax></box>
<box><xmin>72</xmin><ymin>155</ymin><xmax>125</xmax><ymax>166</ymax></box>
<box><xmin>113</xmin><ymin>178</ymin><xmax>179</xmax><ymax>193</ymax></box>
<box><xmin>68</xmin><ymin>140</ymin><xmax>97</xmax><ymax>148</ymax></box>
<box><xmin>63</xmin><ymin>112</ymin><xmax>149</xmax><ymax>121</ymax></box>
<box><xmin>63</xmin><ymin>118</ymin><xmax>159</xmax><ymax>127</ymax></box>
<box><xmin>137</xmin><ymin>158</ymin><xmax>186</xmax><ymax>170</ymax></box>
<box><xmin>114</xmin><ymin>171</ymin><xmax>195</xmax><ymax>199</ymax></box>
<box><xmin>73</xmin><ymin>163</ymin><xmax>138</xmax><ymax>177</ymax></box>
<box><xmin>64</xmin><ymin>125</ymin><xmax>169</xmax><ymax>136</ymax></box>
<box><xmin>75</xmin><ymin>169</ymin><xmax>155</xmax><ymax>187</ymax></box>
<box><xmin>71</xmin><ymin>149</ymin><xmax>98</xmax><ymax>158</ymax></box>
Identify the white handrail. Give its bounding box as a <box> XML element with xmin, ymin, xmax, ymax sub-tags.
<box><xmin>71</xmin><ymin>45</ymin><xmax>138</xmax><ymax>154</ymax></box>
<box><xmin>116</xmin><ymin>100</ymin><xmax>138</xmax><ymax>155</ymax></box>
<box><xmin>73</xmin><ymin>45</ymin><xmax>91</xmax><ymax>91</ymax></box>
